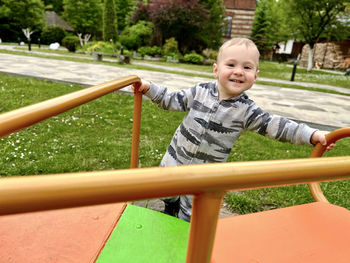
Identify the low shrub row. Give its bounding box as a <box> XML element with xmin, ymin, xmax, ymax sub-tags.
<box><xmin>71</xmin><ymin>41</ymin><xmax>216</xmax><ymax>65</ymax></box>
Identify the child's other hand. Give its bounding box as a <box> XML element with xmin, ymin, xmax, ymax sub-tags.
<box><xmin>132</xmin><ymin>79</ymin><xmax>151</xmax><ymax>94</ymax></box>
<box><xmin>311</xmin><ymin>130</ymin><xmax>336</xmax><ymax>151</ymax></box>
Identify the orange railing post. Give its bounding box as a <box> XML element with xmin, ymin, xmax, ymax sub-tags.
<box><xmin>130</xmin><ymin>81</ymin><xmax>142</xmax><ymax>168</ymax></box>
<box><xmin>187</xmin><ymin>191</ymin><xmax>226</xmax><ymax>263</ymax></box>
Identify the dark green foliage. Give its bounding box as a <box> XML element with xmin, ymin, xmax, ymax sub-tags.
<box><xmin>62</xmin><ymin>35</ymin><xmax>80</xmax><ymax>52</ymax></box>
<box><xmin>198</xmin><ymin>0</ymin><xmax>225</xmax><ymax>50</ymax></box>
<box><xmin>183</xmin><ymin>53</ymin><xmax>204</xmax><ymax>64</ymax></box>
<box><xmin>150</xmin><ymin>1</ymin><xmax>209</xmax><ymax>54</ymax></box>
<box><xmin>62</xmin><ymin>0</ymin><xmax>102</xmax><ymax>36</ymax></box>
<box><xmin>115</xmin><ymin>0</ymin><xmax>135</xmax><ymax>31</ymax></box>
<box><xmin>250</xmin><ymin>0</ymin><xmax>273</xmax><ymax>57</ymax></box>
<box><xmin>120</xmin><ymin>21</ymin><xmax>154</xmax><ymax>50</ymax></box>
<box><xmin>40</xmin><ymin>26</ymin><xmax>67</xmax><ymax>44</ymax></box>
<box><xmin>0</xmin><ymin>0</ymin><xmax>45</xmax><ymax>42</ymax></box>
<box><xmin>42</xmin><ymin>0</ymin><xmax>64</xmax><ymax>14</ymax></box>
<box><xmin>132</xmin><ymin>0</ymin><xmax>224</xmax><ymax>54</ymax></box>
<box><xmin>103</xmin><ymin>0</ymin><xmax>118</xmax><ymax>42</ymax></box>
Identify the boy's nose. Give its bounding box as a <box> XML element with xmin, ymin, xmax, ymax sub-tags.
<box><xmin>233</xmin><ymin>67</ymin><xmax>243</xmax><ymax>75</ymax></box>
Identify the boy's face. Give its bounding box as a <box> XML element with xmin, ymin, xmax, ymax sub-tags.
<box><xmin>213</xmin><ymin>44</ymin><xmax>259</xmax><ymax>100</ymax></box>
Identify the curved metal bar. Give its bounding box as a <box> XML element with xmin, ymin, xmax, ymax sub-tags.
<box><xmin>0</xmin><ymin>75</ymin><xmax>140</xmax><ymax>139</ymax></box>
<box><xmin>308</xmin><ymin>127</ymin><xmax>350</xmax><ymax>202</ymax></box>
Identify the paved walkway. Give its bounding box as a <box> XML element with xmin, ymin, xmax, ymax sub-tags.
<box><xmin>0</xmin><ymin>51</ymin><xmax>349</xmax><ymax>130</ymax></box>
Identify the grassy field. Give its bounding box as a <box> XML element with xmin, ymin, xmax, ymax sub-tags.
<box><xmin>1</xmin><ymin>73</ymin><xmax>349</xmax><ymax>214</ymax></box>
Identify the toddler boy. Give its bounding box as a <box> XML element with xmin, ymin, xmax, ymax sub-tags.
<box><xmin>134</xmin><ymin>38</ymin><xmax>331</xmax><ymax>222</ymax></box>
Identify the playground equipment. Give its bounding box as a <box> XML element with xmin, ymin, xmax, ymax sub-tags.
<box><xmin>0</xmin><ymin>76</ymin><xmax>350</xmax><ymax>262</ymax></box>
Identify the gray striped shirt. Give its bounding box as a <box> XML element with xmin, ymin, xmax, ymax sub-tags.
<box><xmin>146</xmin><ymin>81</ymin><xmax>316</xmax><ymax>168</ymax></box>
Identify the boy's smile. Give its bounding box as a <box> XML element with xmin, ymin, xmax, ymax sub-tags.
<box><xmin>213</xmin><ymin>44</ymin><xmax>259</xmax><ymax>100</ymax></box>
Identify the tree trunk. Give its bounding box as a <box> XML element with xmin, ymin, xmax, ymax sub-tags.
<box><xmin>307</xmin><ymin>45</ymin><xmax>314</xmax><ymax>72</ymax></box>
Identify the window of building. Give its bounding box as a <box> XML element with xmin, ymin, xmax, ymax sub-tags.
<box><xmin>223</xmin><ymin>16</ymin><xmax>232</xmax><ymax>37</ymax></box>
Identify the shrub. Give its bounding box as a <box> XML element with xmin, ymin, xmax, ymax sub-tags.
<box><xmin>183</xmin><ymin>53</ymin><xmax>204</xmax><ymax>64</ymax></box>
<box><xmin>86</xmin><ymin>41</ymin><xmax>113</xmax><ymax>53</ymax></box>
<box><xmin>120</xmin><ymin>21</ymin><xmax>154</xmax><ymax>50</ymax></box>
<box><xmin>163</xmin><ymin>37</ymin><xmax>179</xmax><ymax>55</ymax></box>
<box><xmin>137</xmin><ymin>46</ymin><xmax>162</xmax><ymax>57</ymax></box>
<box><xmin>62</xmin><ymin>36</ymin><xmax>80</xmax><ymax>52</ymax></box>
<box><xmin>40</xmin><ymin>26</ymin><xmax>67</xmax><ymax>45</ymax></box>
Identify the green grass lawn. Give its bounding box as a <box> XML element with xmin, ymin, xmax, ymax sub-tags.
<box><xmin>0</xmin><ymin>71</ymin><xmax>349</xmax><ymax>214</ymax></box>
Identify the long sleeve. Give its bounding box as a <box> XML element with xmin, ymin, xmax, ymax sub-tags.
<box><xmin>144</xmin><ymin>82</ymin><xmax>194</xmax><ymax>112</ymax></box>
<box><xmin>244</xmin><ymin>102</ymin><xmax>316</xmax><ymax>145</ymax></box>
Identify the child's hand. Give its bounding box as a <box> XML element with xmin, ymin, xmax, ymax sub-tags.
<box><xmin>132</xmin><ymin>79</ymin><xmax>151</xmax><ymax>94</ymax></box>
<box><xmin>311</xmin><ymin>130</ymin><xmax>336</xmax><ymax>151</ymax></box>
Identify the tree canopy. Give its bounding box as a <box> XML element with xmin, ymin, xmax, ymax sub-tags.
<box><xmin>62</xmin><ymin>0</ymin><xmax>103</xmax><ymax>36</ymax></box>
<box><xmin>282</xmin><ymin>0</ymin><xmax>350</xmax><ymax>47</ymax></box>
<box><xmin>132</xmin><ymin>0</ymin><xmax>224</xmax><ymax>53</ymax></box>
<box><xmin>1</xmin><ymin>0</ymin><xmax>44</xmax><ymax>31</ymax></box>
<box><xmin>281</xmin><ymin>0</ymin><xmax>350</xmax><ymax>70</ymax></box>
<box><xmin>115</xmin><ymin>0</ymin><xmax>136</xmax><ymax>31</ymax></box>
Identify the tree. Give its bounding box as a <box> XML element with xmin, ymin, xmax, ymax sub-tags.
<box><xmin>1</xmin><ymin>0</ymin><xmax>45</xmax><ymax>50</ymax></box>
<box><xmin>281</xmin><ymin>0</ymin><xmax>350</xmax><ymax>71</ymax></box>
<box><xmin>199</xmin><ymin>0</ymin><xmax>225</xmax><ymax>50</ymax></box>
<box><xmin>120</xmin><ymin>20</ymin><xmax>154</xmax><ymax>50</ymax></box>
<box><xmin>250</xmin><ymin>0</ymin><xmax>274</xmax><ymax>58</ymax></box>
<box><xmin>132</xmin><ymin>0</ymin><xmax>224</xmax><ymax>53</ymax></box>
<box><xmin>103</xmin><ymin>0</ymin><xmax>118</xmax><ymax>41</ymax></box>
<box><xmin>115</xmin><ymin>0</ymin><xmax>135</xmax><ymax>31</ymax></box>
<box><xmin>0</xmin><ymin>0</ymin><xmax>12</xmax><ymax>41</ymax></box>
<box><xmin>42</xmin><ymin>0</ymin><xmax>64</xmax><ymax>14</ymax></box>
<box><xmin>63</xmin><ymin>0</ymin><xmax>103</xmax><ymax>43</ymax></box>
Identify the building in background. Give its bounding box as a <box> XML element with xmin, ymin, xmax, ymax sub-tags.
<box><xmin>222</xmin><ymin>0</ymin><xmax>256</xmax><ymax>39</ymax></box>
<box><xmin>44</xmin><ymin>11</ymin><xmax>74</xmax><ymax>32</ymax></box>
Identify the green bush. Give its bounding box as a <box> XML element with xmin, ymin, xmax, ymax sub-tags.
<box><xmin>137</xmin><ymin>46</ymin><xmax>162</xmax><ymax>57</ymax></box>
<box><xmin>183</xmin><ymin>53</ymin><xmax>204</xmax><ymax>64</ymax></box>
<box><xmin>62</xmin><ymin>36</ymin><xmax>80</xmax><ymax>52</ymax></box>
<box><xmin>86</xmin><ymin>41</ymin><xmax>114</xmax><ymax>53</ymax></box>
<box><xmin>163</xmin><ymin>37</ymin><xmax>179</xmax><ymax>55</ymax></box>
<box><xmin>40</xmin><ymin>26</ymin><xmax>67</xmax><ymax>45</ymax></box>
<box><xmin>79</xmin><ymin>41</ymin><xmax>121</xmax><ymax>53</ymax></box>
<box><xmin>120</xmin><ymin>21</ymin><xmax>154</xmax><ymax>50</ymax></box>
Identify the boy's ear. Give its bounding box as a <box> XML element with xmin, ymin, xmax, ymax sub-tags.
<box><xmin>254</xmin><ymin>69</ymin><xmax>260</xmax><ymax>81</ymax></box>
<box><xmin>213</xmin><ymin>63</ymin><xmax>218</xmax><ymax>78</ymax></box>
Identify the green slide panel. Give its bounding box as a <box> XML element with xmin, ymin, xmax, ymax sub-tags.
<box><xmin>96</xmin><ymin>204</ymin><xmax>190</xmax><ymax>263</ymax></box>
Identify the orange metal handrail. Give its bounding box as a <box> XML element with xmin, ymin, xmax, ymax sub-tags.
<box><xmin>0</xmin><ymin>76</ymin><xmax>350</xmax><ymax>263</ymax></box>
<box><xmin>308</xmin><ymin>127</ymin><xmax>350</xmax><ymax>202</ymax></box>
<box><xmin>0</xmin><ymin>75</ymin><xmax>142</xmax><ymax>168</ymax></box>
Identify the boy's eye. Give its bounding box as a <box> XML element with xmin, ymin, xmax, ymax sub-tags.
<box><xmin>244</xmin><ymin>66</ymin><xmax>252</xmax><ymax>70</ymax></box>
<box><xmin>228</xmin><ymin>63</ymin><xmax>235</xmax><ymax>67</ymax></box>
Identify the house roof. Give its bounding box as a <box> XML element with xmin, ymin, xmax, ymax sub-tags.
<box><xmin>44</xmin><ymin>11</ymin><xmax>74</xmax><ymax>31</ymax></box>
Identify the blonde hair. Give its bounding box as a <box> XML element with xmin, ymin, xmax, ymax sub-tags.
<box><xmin>217</xmin><ymin>38</ymin><xmax>260</xmax><ymax>65</ymax></box>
